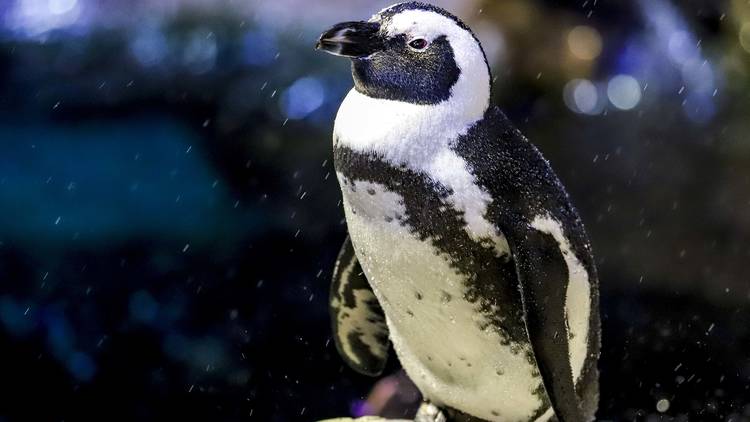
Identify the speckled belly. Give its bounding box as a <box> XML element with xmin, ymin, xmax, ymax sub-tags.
<box><xmin>339</xmin><ymin>177</ymin><xmax>552</xmax><ymax>422</ymax></box>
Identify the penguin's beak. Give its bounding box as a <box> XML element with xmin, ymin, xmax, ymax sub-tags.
<box><xmin>316</xmin><ymin>21</ymin><xmax>383</xmax><ymax>58</ymax></box>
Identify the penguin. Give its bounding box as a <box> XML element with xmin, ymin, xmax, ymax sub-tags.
<box><xmin>317</xmin><ymin>3</ymin><xmax>600</xmax><ymax>422</ymax></box>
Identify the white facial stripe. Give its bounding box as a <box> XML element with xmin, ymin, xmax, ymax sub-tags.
<box><xmin>387</xmin><ymin>9</ymin><xmax>459</xmax><ymax>40</ymax></box>
<box><xmin>530</xmin><ymin>215</ymin><xmax>591</xmax><ymax>384</ymax></box>
<box><xmin>385</xmin><ymin>10</ymin><xmax>488</xmax><ymax>81</ymax></box>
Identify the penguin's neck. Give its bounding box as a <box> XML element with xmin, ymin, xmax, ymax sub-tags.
<box><xmin>333</xmin><ymin>86</ymin><xmax>488</xmax><ymax>170</ymax></box>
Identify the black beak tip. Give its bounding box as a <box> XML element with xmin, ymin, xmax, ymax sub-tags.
<box><xmin>315</xmin><ymin>21</ymin><xmax>381</xmax><ymax>57</ymax></box>
<box><xmin>315</xmin><ymin>33</ymin><xmax>334</xmax><ymax>52</ymax></box>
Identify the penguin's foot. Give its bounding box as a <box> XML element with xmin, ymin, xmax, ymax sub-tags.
<box><xmin>414</xmin><ymin>402</ymin><xmax>447</xmax><ymax>422</ymax></box>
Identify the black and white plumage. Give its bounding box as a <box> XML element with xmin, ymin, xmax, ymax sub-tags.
<box><xmin>317</xmin><ymin>3</ymin><xmax>600</xmax><ymax>422</ymax></box>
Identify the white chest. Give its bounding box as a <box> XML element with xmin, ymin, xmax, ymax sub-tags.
<box><xmin>334</xmin><ymin>89</ymin><xmax>510</xmax><ymax>257</ymax></box>
<box><xmin>338</xmin><ymin>177</ymin><xmax>551</xmax><ymax>422</ymax></box>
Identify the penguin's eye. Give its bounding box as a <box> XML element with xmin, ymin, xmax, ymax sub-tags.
<box><xmin>408</xmin><ymin>38</ymin><xmax>429</xmax><ymax>50</ymax></box>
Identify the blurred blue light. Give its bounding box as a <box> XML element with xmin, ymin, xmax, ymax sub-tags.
<box><xmin>129</xmin><ymin>290</ymin><xmax>159</xmax><ymax>323</ymax></box>
<box><xmin>564</xmin><ymin>79</ymin><xmax>604</xmax><ymax>115</ymax></box>
<box><xmin>574</xmin><ymin>81</ymin><xmax>599</xmax><ymax>114</ymax></box>
<box><xmin>163</xmin><ymin>333</ymin><xmax>228</xmax><ymax>372</ymax></box>
<box><xmin>183</xmin><ymin>29</ymin><xmax>218</xmax><ymax>74</ymax></box>
<box><xmin>0</xmin><ymin>296</ymin><xmax>35</xmax><ymax>336</ymax></box>
<box><xmin>0</xmin><ymin>117</ymin><xmax>254</xmax><ymax>247</ymax></box>
<box><xmin>637</xmin><ymin>0</ymin><xmax>720</xmax><ymax>122</ymax></box>
<box><xmin>68</xmin><ymin>351</ymin><xmax>96</xmax><ymax>382</ymax></box>
<box><xmin>163</xmin><ymin>333</ymin><xmax>190</xmax><ymax>361</ymax></box>
<box><xmin>667</xmin><ymin>30</ymin><xmax>699</xmax><ymax>65</ymax></box>
<box><xmin>681</xmin><ymin>58</ymin><xmax>715</xmax><ymax>94</ymax></box>
<box><xmin>281</xmin><ymin>76</ymin><xmax>325</xmax><ymax>120</ymax></box>
<box><xmin>6</xmin><ymin>0</ymin><xmax>82</xmax><ymax>37</ymax></box>
<box><xmin>130</xmin><ymin>27</ymin><xmax>169</xmax><ymax>67</ymax></box>
<box><xmin>616</xmin><ymin>41</ymin><xmax>651</xmax><ymax>76</ymax></box>
<box><xmin>683</xmin><ymin>91</ymin><xmax>716</xmax><ymax>125</ymax></box>
<box><xmin>191</xmin><ymin>337</ymin><xmax>227</xmax><ymax>369</ymax></box>
<box><xmin>607</xmin><ymin>75</ymin><xmax>642</xmax><ymax>111</ymax></box>
<box><xmin>48</xmin><ymin>0</ymin><xmax>77</xmax><ymax>15</ymax></box>
<box><xmin>46</xmin><ymin>310</ymin><xmax>75</xmax><ymax>358</ymax></box>
<box><xmin>242</xmin><ymin>30</ymin><xmax>277</xmax><ymax>66</ymax></box>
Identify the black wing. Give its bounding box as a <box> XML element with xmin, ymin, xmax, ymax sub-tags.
<box><xmin>330</xmin><ymin>236</ymin><xmax>390</xmax><ymax>376</ymax></box>
<box><xmin>504</xmin><ymin>223</ymin><xmax>585</xmax><ymax>422</ymax></box>
<box><xmin>454</xmin><ymin>106</ymin><xmax>600</xmax><ymax>422</ymax></box>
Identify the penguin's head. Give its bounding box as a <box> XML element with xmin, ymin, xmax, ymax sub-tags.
<box><xmin>316</xmin><ymin>2</ymin><xmax>491</xmax><ymax>110</ymax></box>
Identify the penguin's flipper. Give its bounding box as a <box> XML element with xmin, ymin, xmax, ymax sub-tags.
<box><xmin>505</xmin><ymin>223</ymin><xmax>584</xmax><ymax>422</ymax></box>
<box><xmin>330</xmin><ymin>236</ymin><xmax>390</xmax><ymax>376</ymax></box>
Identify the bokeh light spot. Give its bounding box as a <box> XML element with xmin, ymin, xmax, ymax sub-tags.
<box><xmin>656</xmin><ymin>398</ymin><xmax>670</xmax><ymax>413</ymax></box>
<box><xmin>130</xmin><ymin>28</ymin><xmax>168</xmax><ymax>67</ymax></box>
<box><xmin>183</xmin><ymin>30</ymin><xmax>218</xmax><ymax>74</ymax></box>
<box><xmin>564</xmin><ymin>79</ymin><xmax>601</xmax><ymax>115</ymax></box>
<box><xmin>280</xmin><ymin>77</ymin><xmax>325</xmax><ymax>120</ymax></box>
<box><xmin>567</xmin><ymin>25</ymin><xmax>602</xmax><ymax>61</ymax></box>
<box><xmin>8</xmin><ymin>0</ymin><xmax>82</xmax><ymax>36</ymax></box>
<box><xmin>607</xmin><ymin>74</ymin><xmax>642</xmax><ymax>110</ymax></box>
<box><xmin>681</xmin><ymin>58</ymin><xmax>715</xmax><ymax>94</ymax></box>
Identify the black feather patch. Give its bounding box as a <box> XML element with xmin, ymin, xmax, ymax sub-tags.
<box><xmin>330</xmin><ymin>236</ymin><xmax>390</xmax><ymax>376</ymax></box>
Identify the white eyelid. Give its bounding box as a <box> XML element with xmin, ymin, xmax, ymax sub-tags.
<box><xmin>408</xmin><ymin>34</ymin><xmax>429</xmax><ymax>42</ymax></box>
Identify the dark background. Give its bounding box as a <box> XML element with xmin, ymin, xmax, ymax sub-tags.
<box><xmin>1</xmin><ymin>0</ymin><xmax>749</xmax><ymax>420</ymax></box>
